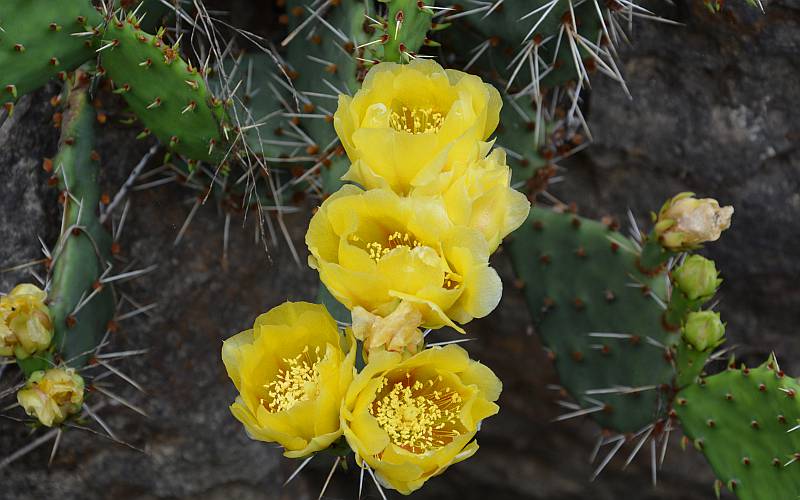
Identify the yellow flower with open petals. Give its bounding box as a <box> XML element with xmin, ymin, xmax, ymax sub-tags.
<box><xmin>222</xmin><ymin>302</ymin><xmax>356</xmax><ymax>458</ymax></box>
<box><xmin>306</xmin><ymin>186</ymin><xmax>502</xmax><ymax>332</ymax></box>
<box><xmin>17</xmin><ymin>368</ymin><xmax>84</xmax><ymax>427</ymax></box>
<box><xmin>435</xmin><ymin>148</ymin><xmax>530</xmax><ymax>252</ymax></box>
<box><xmin>0</xmin><ymin>284</ymin><xmax>53</xmax><ymax>359</ymax></box>
<box><xmin>335</xmin><ymin>59</ymin><xmax>502</xmax><ymax>195</ymax></box>
<box><xmin>341</xmin><ymin>345</ymin><xmax>501</xmax><ymax>495</ymax></box>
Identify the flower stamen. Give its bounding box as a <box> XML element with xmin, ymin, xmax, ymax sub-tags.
<box><xmin>389</xmin><ymin>105</ymin><xmax>444</xmax><ymax>134</ymax></box>
<box><xmin>263</xmin><ymin>345</ymin><xmax>321</xmax><ymax>413</ymax></box>
<box><xmin>350</xmin><ymin>231</ymin><xmax>422</xmax><ymax>263</ymax></box>
<box><xmin>443</xmin><ymin>272</ymin><xmax>462</xmax><ymax>290</ymax></box>
<box><xmin>370</xmin><ymin>373</ymin><xmax>463</xmax><ymax>453</ymax></box>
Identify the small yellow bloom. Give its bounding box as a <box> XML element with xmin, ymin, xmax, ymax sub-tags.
<box><xmin>221</xmin><ymin>301</ymin><xmax>356</xmax><ymax>458</ymax></box>
<box><xmin>335</xmin><ymin>60</ymin><xmax>502</xmax><ymax>195</ymax></box>
<box><xmin>306</xmin><ymin>186</ymin><xmax>502</xmax><ymax>332</ymax></box>
<box><xmin>0</xmin><ymin>284</ymin><xmax>53</xmax><ymax>359</ymax></box>
<box><xmin>341</xmin><ymin>345</ymin><xmax>501</xmax><ymax>495</ymax></box>
<box><xmin>434</xmin><ymin>148</ymin><xmax>530</xmax><ymax>252</ymax></box>
<box><xmin>655</xmin><ymin>193</ymin><xmax>733</xmax><ymax>250</ymax></box>
<box><xmin>352</xmin><ymin>301</ymin><xmax>424</xmax><ymax>356</ymax></box>
<box><xmin>17</xmin><ymin>368</ymin><xmax>84</xmax><ymax>427</ymax></box>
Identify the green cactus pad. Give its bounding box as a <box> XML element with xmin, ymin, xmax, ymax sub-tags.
<box><xmin>506</xmin><ymin>206</ymin><xmax>680</xmax><ymax>432</ymax></box>
<box><xmin>440</xmin><ymin>0</ymin><xmax>603</xmax><ymax>89</ymax></box>
<box><xmin>99</xmin><ymin>15</ymin><xmax>229</xmax><ymax>162</ymax></box>
<box><xmin>282</xmin><ymin>0</ymin><xmax>375</xmax><ymax>193</ymax></box>
<box><xmin>495</xmin><ymin>98</ymin><xmax>550</xmax><ymax>184</ymax></box>
<box><xmin>675</xmin><ymin>357</ymin><xmax>800</xmax><ymax>500</ymax></box>
<box><xmin>48</xmin><ymin>78</ymin><xmax>115</xmax><ymax>370</ymax></box>
<box><xmin>117</xmin><ymin>0</ymin><xmax>175</xmax><ymax>33</ymax></box>
<box><xmin>0</xmin><ymin>0</ymin><xmax>100</xmax><ymax>107</ymax></box>
<box><xmin>224</xmin><ymin>53</ymin><xmax>284</xmax><ymax>160</ymax></box>
<box><xmin>379</xmin><ymin>0</ymin><xmax>435</xmax><ymax>62</ymax></box>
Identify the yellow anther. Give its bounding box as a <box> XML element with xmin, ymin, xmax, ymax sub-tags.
<box><xmin>351</xmin><ymin>231</ymin><xmax>422</xmax><ymax>263</ymax></box>
<box><xmin>443</xmin><ymin>272</ymin><xmax>462</xmax><ymax>290</ymax></box>
<box><xmin>389</xmin><ymin>106</ymin><xmax>445</xmax><ymax>134</ymax></box>
<box><xmin>262</xmin><ymin>351</ymin><xmax>321</xmax><ymax>413</ymax></box>
<box><xmin>370</xmin><ymin>375</ymin><xmax>463</xmax><ymax>453</ymax></box>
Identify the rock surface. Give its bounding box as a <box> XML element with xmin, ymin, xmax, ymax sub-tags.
<box><xmin>1</xmin><ymin>1</ymin><xmax>798</xmax><ymax>499</ymax></box>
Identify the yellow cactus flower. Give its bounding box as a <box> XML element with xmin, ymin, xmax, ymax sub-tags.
<box><xmin>221</xmin><ymin>301</ymin><xmax>356</xmax><ymax>458</ymax></box>
<box><xmin>305</xmin><ymin>186</ymin><xmax>502</xmax><ymax>332</ymax></box>
<box><xmin>434</xmin><ymin>148</ymin><xmax>531</xmax><ymax>252</ymax></box>
<box><xmin>0</xmin><ymin>284</ymin><xmax>53</xmax><ymax>359</ymax></box>
<box><xmin>335</xmin><ymin>59</ymin><xmax>502</xmax><ymax>195</ymax></box>
<box><xmin>655</xmin><ymin>193</ymin><xmax>733</xmax><ymax>250</ymax></box>
<box><xmin>352</xmin><ymin>301</ymin><xmax>424</xmax><ymax>356</ymax></box>
<box><xmin>341</xmin><ymin>345</ymin><xmax>501</xmax><ymax>495</ymax></box>
<box><xmin>17</xmin><ymin>368</ymin><xmax>84</xmax><ymax>427</ymax></box>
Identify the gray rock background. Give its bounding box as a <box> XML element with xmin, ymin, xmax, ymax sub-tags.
<box><xmin>0</xmin><ymin>0</ymin><xmax>797</xmax><ymax>498</ymax></box>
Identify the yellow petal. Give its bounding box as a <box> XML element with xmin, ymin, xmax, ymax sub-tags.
<box><xmin>221</xmin><ymin>328</ymin><xmax>254</xmax><ymax>390</ymax></box>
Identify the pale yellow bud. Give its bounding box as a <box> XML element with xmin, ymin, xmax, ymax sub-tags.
<box><xmin>17</xmin><ymin>368</ymin><xmax>85</xmax><ymax>427</ymax></box>
<box><xmin>655</xmin><ymin>193</ymin><xmax>733</xmax><ymax>250</ymax></box>
<box><xmin>0</xmin><ymin>284</ymin><xmax>53</xmax><ymax>359</ymax></box>
<box><xmin>352</xmin><ymin>301</ymin><xmax>424</xmax><ymax>356</ymax></box>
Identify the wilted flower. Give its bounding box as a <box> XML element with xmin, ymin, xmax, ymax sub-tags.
<box><xmin>335</xmin><ymin>59</ymin><xmax>501</xmax><ymax>195</ymax></box>
<box><xmin>352</xmin><ymin>301</ymin><xmax>424</xmax><ymax>357</ymax></box>
<box><xmin>0</xmin><ymin>284</ymin><xmax>53</xmax><ymax>359</ymax></box>
<box><xmin>341</xmin><ymin>345</ymin><xmax>501</xmax><ymax>494</ymax></box>
<box><xmin>672</xmin><ymin>255</ymin><xmax>722</xmax><ymax>301</ymax></box>
<box><xmin>222</xmin><ymin>302</ymin><xmax>356</xmax><ymax>458</ymax></box>
<box><xmin>655</xmin><ymin>193</ymin><xmax>733</xmax><ymax>250</ymax></box>
<box><xmin>305</xmin><ymin>186</ymin><xmax>502</xmax><ymax>331</ymax></box>
<box><xmin>17</xmin><ymin>368</ymin><xmax>84</xmax><ymax>427</ymax></box>
<box><xmin>683</xmin><ymin>311</ymin><xmax>725</xmax><ymax>352</ymax></box>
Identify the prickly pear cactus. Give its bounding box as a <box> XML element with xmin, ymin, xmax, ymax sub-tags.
<box><xmin>675</xmin><ymin>357</ymin><xmax>800</xmax><ymax>499</ymax></box>
<box><xmin>507</xmin><ymin>206</ymin><xmax>679</xmax><ymax>432</ymax></box>
<box><xmin>441</xmin><ymin>0</ymin><xmax>604</xmax><ymax>89</ymax></box>
<box><xmin>0</xmin><ymin>0</ymin><xmax>101</xmax><ymax>110</ymax></box>
<box><xmin>377</xmin><ymin>0</ymin><xmax>436</xmax><ymax>62</ymax></box>
<box><xmin>99</xmin><ymin>14</ymin><xmax>230</xmax><ymax>163</ymax></box>
<box><xmin>48</xmin><ymin>76</ymin><xmax>116</xmax><ymax>370</ymax></box>
<box><xmin>280</xmin><ymin>0</ymin><xmax>373</xmax><ymax>192</ymax></box>
<box><xmin>15</xmin><ymin>74</ymin><xmax>117</xmax><ymax>376</ymax></box>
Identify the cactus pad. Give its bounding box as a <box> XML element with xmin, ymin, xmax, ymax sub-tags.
<box><xmin>675</xmin><ymin>357</ymin><xmax>800</xmax><ymax>499</ymax></box>
<box><xmin>507</xmin><ymin>206</ymin><xmax>680</xmax><ymax>432</ymax></box>
<box><xmin>47</xmin><ymin>77</ymin><xmax>115</xmax><ymax>370</ymax></box>
<box><xmin>0</xmin><ymin>0</ymin><xmax>100</xmax><ymax>108</ymax></box>
<box><xmin>99</xmin><ymin>15</ymin><xmax>229</xmax><ymax>162</ymax></box>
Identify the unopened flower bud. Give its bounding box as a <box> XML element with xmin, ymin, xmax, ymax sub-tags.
<box><xmin>17</xmin><ymin>368</ymin><xmax>85</xmax><ymax>427</ymax></box>
<box><xmin>672</xmin><ymin>255</ymin><xmax>722</xmax><ymax>301</ymax></box>
<box><xmin>655</xmin><ymin>193</ymin><xmax>733</xmax><ymax>250</ymax></box>
<box><xmin>682</xmin><ymin>311</ymin><xmax>725</xmax><ymax>352</ymax></box>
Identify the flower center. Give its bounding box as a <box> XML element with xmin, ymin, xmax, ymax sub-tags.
<box><xmin>263</xmin><ymin>346</ymin><xmax>321</xmax><ymax>413</ymax></box>
<box><xmin>350</xmin><ymin>231</ymin><xmax>422</xmax><ymax>263</ymax></box>
<box><xmin>443</xmin><ymin>272</ymin><xmax>462</xmax><ymax>290</ymax></box>
<box><xmin>389</xmin><ymin>105</ymin><xmax>444</xmax><ymax>134</ymax></box>
<box><xmin>370</xmin><ymin>373</ymin><xmax>463</xmax><ymax>453</ymax></box>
